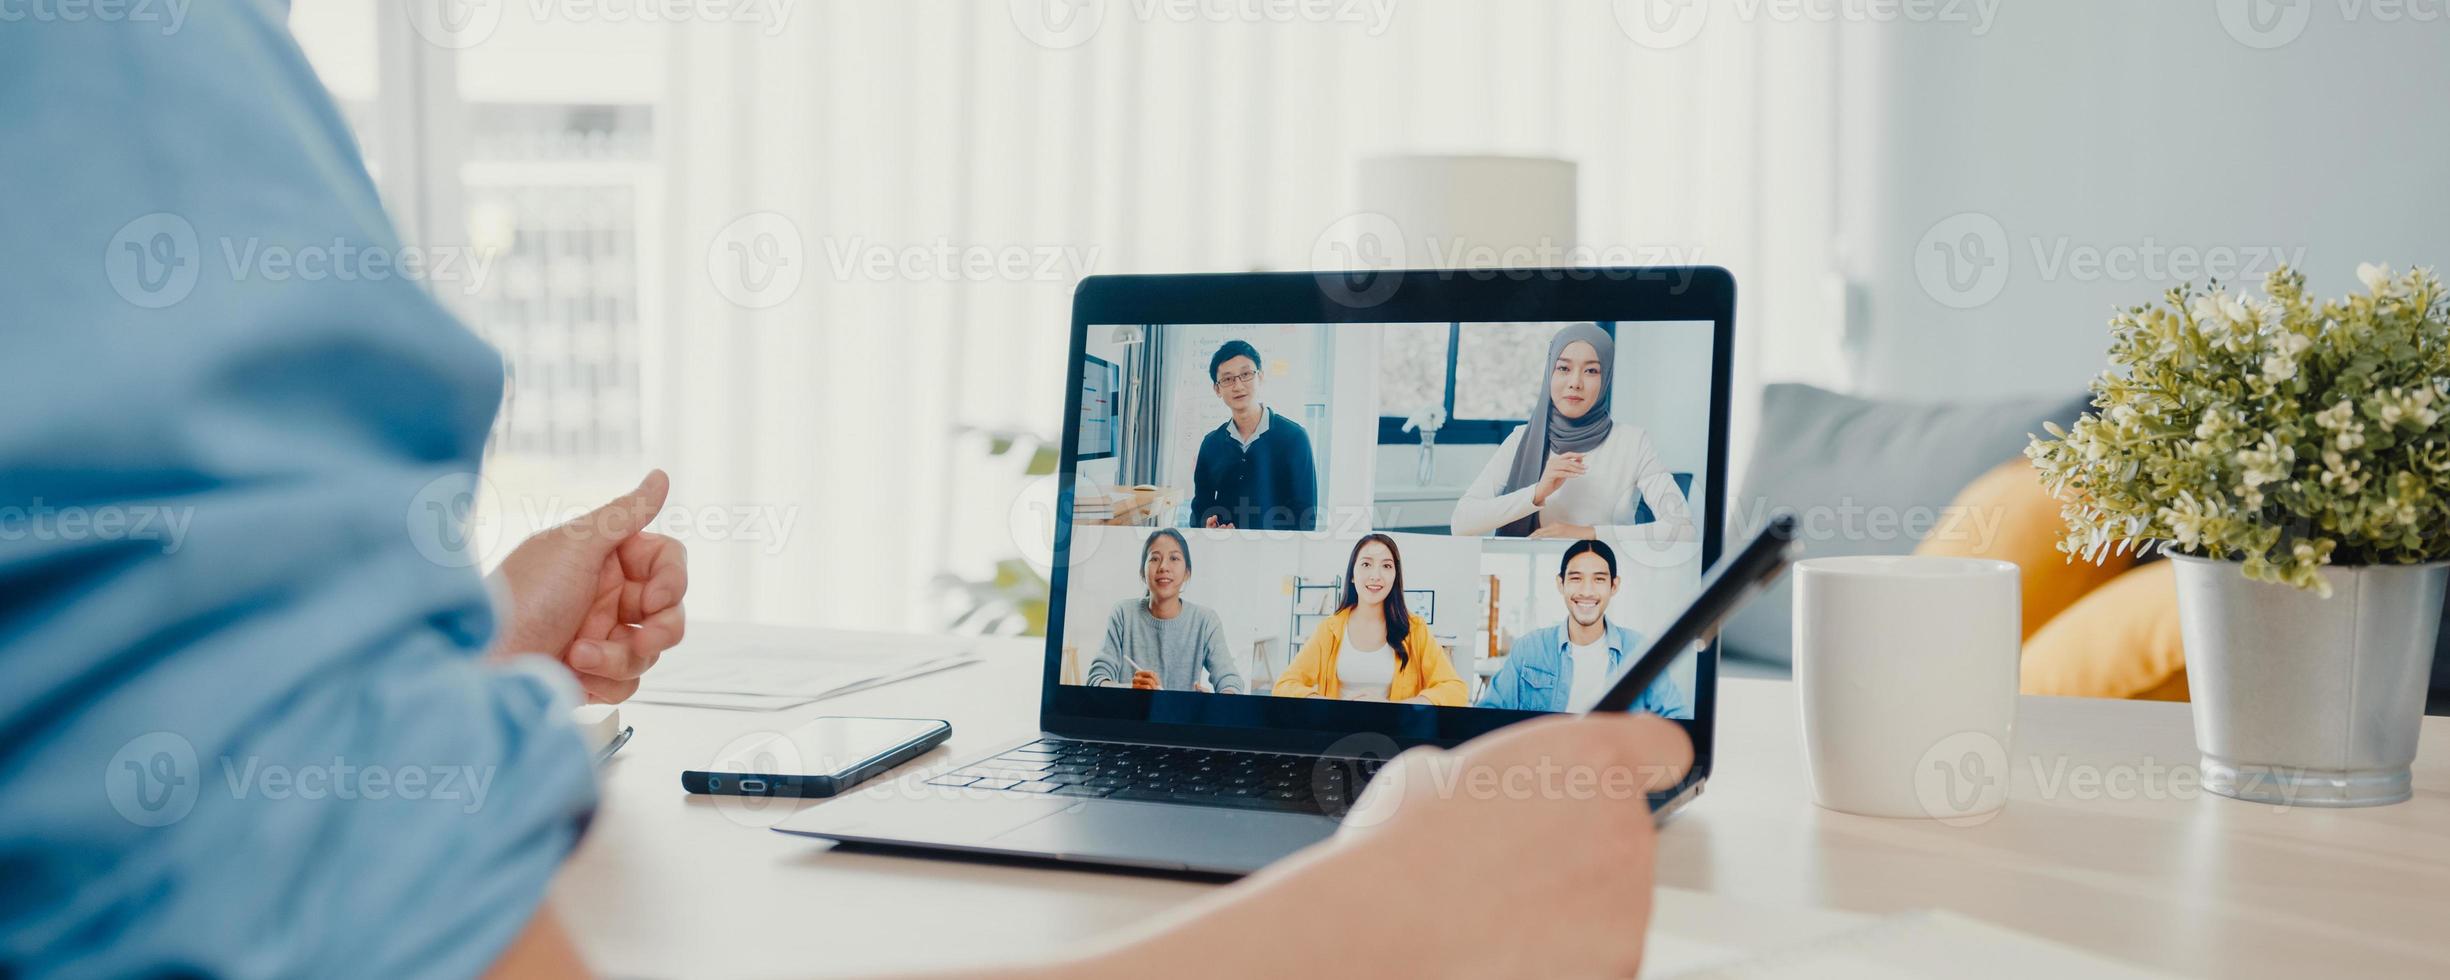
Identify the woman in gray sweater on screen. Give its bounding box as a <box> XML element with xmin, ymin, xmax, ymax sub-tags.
<box><xmin>1085</xmin><ymin>529</ymin><xmax>1246</xmax><ymax>694</ymax></box>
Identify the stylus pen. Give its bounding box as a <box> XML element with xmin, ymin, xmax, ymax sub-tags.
<box><xmin>1588</xmin><ymin>515</ymin><xmax>1799</xmax><ymax>714</ymax></box>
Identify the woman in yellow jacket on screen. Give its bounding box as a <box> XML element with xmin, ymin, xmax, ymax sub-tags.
<box><xmin>1274</xmin><ymin>534</ymin><xmax>1469</xmax><ymax>705</ymax></box>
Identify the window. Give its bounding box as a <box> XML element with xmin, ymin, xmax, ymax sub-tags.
<box><xmin>1375</xmin><ymin>322</ymin><xmax>1451</xmax><ymax>422</ymax></box>
<box><xmin>1454</xmin><ymin>322</ymin><xmax>1565</xmax><ymax>420</ymax></box>
<box><xmin>286</xmin><ymin>4</ymin><xmax>383</xmax><ymax>188</ymax></box>
<box><xmin>292</xmin><ymin>4</ymin><xmax>662</xmax><ymax>548</ymax></box>
<box><xmin>1380</xmin><ymin>322</ymin><xmax>1613</xmax><ymax>445</ymax></box>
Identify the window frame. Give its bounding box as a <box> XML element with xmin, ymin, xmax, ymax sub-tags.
<box><xmin>342</xmin><ymin>3</ymin><xmax>467</xmax><ymax>259</ymax></box>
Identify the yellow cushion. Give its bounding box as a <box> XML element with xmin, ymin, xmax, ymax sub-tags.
<box><xmin>1914</xmin><ymin>458</ymin><xmax>2133</xmax><ymax>640</ymax></box>
<box><xmin>2020</xmin><ymin>561</ymin><xmax>2189</xmax><ymax>701</ymax></box>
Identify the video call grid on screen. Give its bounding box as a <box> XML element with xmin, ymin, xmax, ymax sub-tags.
<box><xmin>1058</xmin><ymin>320</ymin><xmax>1711</xmax><ymax>720</ymax></box>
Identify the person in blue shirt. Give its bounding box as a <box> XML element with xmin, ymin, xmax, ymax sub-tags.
<box><xmin>1190</xmin><ymin>340</ymin><xmax>1319</xmax><ymax>530</ymax></box>
<box><xmin>1</xmin><ymin>7</ymin><xmax>1694</xmax><ymax>978</ymax></box>
<box><xmin>1479</xmin><ymin>540</ymin><xmax>1692</xmax><ymax>718</ymax></box>
<box><xmin>0</xmin><ymin>8</ymin><xmax>690</xmax><ymax>976</ymax></box>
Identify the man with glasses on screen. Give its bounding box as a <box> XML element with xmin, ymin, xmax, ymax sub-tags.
<box><xmin>1191</xmin><ymin>340</ymin><xmax>1319</xmax><ymax>531</ymax></box>
<box><xmin>1479</xmin><ymin>540</ymin><xmax>1692</xmax><ymax>718</ymax></box>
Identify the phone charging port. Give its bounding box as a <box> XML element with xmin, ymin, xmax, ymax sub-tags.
<box><xmin>739</xmin><ymin>779</ymin><xmax>768</xmax><ymax>794</ymax></box>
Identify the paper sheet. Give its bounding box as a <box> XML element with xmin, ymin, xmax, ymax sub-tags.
<box><xmin>627</xmin><ymin>690</ymin><xmax>824</xmax><ymax>711</ymax></box>
<box><xmin>1639</xmin><ymin>886</ymin><xmax>1871</xmax><ymax>976</ymax></box>
<box><xmin>632</xmin><ymin>632</ymin><xmax>979</xmax><ymax>710</ymax></box>
<box><xmin>1658</xmin><ymin>908</ymin><xmax>2174</xmax><ymax>979</ymax></box>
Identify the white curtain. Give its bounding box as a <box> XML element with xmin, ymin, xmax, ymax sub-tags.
<box><xmin>652</xmin><ymin>1</ymin><xmax>1841</xmax><ymax>631</ymax></box>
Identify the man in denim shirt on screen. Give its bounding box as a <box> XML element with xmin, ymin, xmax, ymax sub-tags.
<box><xmin>1479</xmin><ymin>540</ymin><xmax>1692</xmax><ymax>718</ymax></box>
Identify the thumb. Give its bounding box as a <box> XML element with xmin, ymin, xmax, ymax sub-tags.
<box><xmin>574</xmin><ymin>469</ymin><xmax>669</xmax><ymax>547</ymax></box>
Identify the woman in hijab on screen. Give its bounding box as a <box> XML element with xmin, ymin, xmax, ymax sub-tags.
<box><xmin>1448</xmin><ymin>323</ymin><xmax>1696</xmax><ymax>543</ymax></box>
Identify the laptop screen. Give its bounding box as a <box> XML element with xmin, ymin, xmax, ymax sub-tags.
<box><xmin>1056</xmin><ymin>320</ymin><xmax>1709</xmax><ymax>721</ymax></box>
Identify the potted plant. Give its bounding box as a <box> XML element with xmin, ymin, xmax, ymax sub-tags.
<box><xmin>2029</xmin><ymin>264</ymin><xmax>2450</xmax><ymax>807</ymax></box>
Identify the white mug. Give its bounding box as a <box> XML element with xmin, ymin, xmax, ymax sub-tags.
<box><xmin>1794</xmin><ymin>556</ymin><xmax>2019</xmax><ymax>821</ymax></box>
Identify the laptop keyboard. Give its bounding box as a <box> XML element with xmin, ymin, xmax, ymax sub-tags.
<box><xmin>925</xmin><ymin>738</ymin><xmax>1383</xmax><ymax>815</ymax></box>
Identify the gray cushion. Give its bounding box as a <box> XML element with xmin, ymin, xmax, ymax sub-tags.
<box><xmin>1720</xmin><ymin>383</ymin><xmax>2093</xmax><ymax>669</ymax></box>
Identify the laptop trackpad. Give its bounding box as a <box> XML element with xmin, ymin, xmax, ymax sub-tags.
<box><xmin>988</xmin><ymin>800</ymin><xmax>1337</xmax><ymax>873</ymax></box>
<box><xmin>785</xmin><ymin>791</ymin><xmax>1076</xmax><ymax>845</ymax></box>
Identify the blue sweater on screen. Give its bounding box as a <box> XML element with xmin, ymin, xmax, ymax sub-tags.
<box><xmin>1190</xmin><ymin>410</ymin><xmax>1319</xmax><ymax>530</ymax></box>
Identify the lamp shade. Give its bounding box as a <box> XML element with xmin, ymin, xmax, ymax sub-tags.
<box><xmin>1355</xmin><ymin>154</ymin><xmax>1577</xmax><ymax>269</ymax></box>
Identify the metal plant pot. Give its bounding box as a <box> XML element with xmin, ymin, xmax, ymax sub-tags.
<box><xmin>2170</xmin><ymin>555</ymin><xmax>2446</xmax><ymax>807</ymax></box>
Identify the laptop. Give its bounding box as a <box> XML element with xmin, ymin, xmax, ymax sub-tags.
<box><xmin>778</xmin><ymin>266</ymin><xmax>1737</xmax><ymax>875</ymax></box>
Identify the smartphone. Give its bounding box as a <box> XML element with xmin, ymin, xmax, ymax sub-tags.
<box><xmin>1589</xmin><ymin>514</ymin><xmax>1800</xmax><ymax>713</ymax></box>
<box><xmin>681</xmin><ymin>716</ymin><xmax>951</xmax><ymax>798</ymax></box>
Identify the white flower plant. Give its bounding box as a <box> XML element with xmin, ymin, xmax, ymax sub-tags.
<box><xmin>2028</xmin><ymin>264</ymin><xmax>2450</xmax><ymax>595</ymax></box>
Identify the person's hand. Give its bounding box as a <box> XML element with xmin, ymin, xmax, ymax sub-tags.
<box><xmin>1528</xmin><ymin>522</ymin><xmax>1597</xmax><ymax>540</ymax></box>
<box><xmin>1194</xmin><ymin>681</ymin><xmax>1213</xmax><ymax>694</ymax></box>
<box><xmin>1531</xmin><ymin>452</ymin><xmax>1588</xmax><ymax>506</ymax></box>
<box><xmin>1070</xmin><ymin>713</ymin><xmax>1692</xmax><ymax>977</ymax></box>
<box><xmin>1131</xmin><ymin>670</ymin><xmax>1160</xmax><ymax>690</ymax></box>
<box><xmin>1203</xmin><ymin>514</ymin><xmax>1234</xmax><ymax>530</ymax></box>
<box><xmin>489</xmin><ymin>470</ymin><xmax>688</xmax><ymax>703</ymax></box>
<box><xmin>1319</xmin><ymin>714</ymin><xmax>1691</xmax><ymax>974</ymax></box>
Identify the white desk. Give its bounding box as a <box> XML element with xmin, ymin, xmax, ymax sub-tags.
<box><xmin>556</xmin><ymin>628</ymin><xmax>2450</xmax><ymax>978</ymax></box>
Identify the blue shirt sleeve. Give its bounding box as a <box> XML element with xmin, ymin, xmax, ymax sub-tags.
<box><xmin>0</xmin><ymin>7</ymin><xmax>595</xmax><ymax>977</ymax></box>
<box><xmin>1635</xmin><ymin>671</ymin><xmax>1694</xmax><ymax>720</ymax></box>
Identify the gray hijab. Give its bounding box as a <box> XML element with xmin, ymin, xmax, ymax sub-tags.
<box><xmin>1497</xmin><ymin>323</ymin><xmax>1614</xmax><ymax>536</ymax></box>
